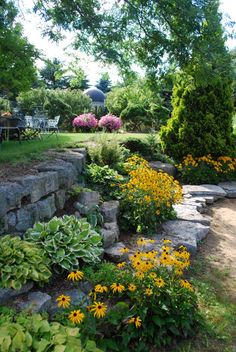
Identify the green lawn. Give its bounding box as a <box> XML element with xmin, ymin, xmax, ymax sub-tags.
<box><xmin>0</xmin><ymin>132</ymin><xmax>149</xmax><ymax>164</ymax></box>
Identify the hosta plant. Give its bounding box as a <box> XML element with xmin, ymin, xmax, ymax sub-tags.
<box><xmin>0</xmin><ymin>235</ymin><xmax>51</xmax><ymax>290</ymax></box>
<box><xmin>0</xmin><ymin>312</ymin><xmax>102</xmax><ymax>352</ymax></box>
<box><xmin>24</xmin><ymin>216</ymin><xmax>103</xmax><ymax>272</ymax></box>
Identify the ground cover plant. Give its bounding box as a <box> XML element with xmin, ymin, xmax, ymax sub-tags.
<box><xmin>119</xmin><ymin>155</ymin><xmax>182</xmax><ymax>233</ymax></box>
<box><xmin>0</xmin><ymin>310</ymin><xmax>102</xmax><ymax>352</ymax></box>
<box><xmin>0</xmin><ymin>235</ymin><xmax>51</xmax><ymax>290</ymax></box>
<box><xmin>177</xmin><ymin>154</ymin><xmax>236</xmax><ymax>184</ymax></box>
<box><xmin>54</xmin><ymin>239</ymin><xmax>199</xmax><ymax>351</ymax></box>
<box><xmin>24</xmin><ymin>216</ymin><xmax>103</xmax><ymax>272</ymax></box>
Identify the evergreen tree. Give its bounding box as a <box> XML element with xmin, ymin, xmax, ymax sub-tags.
<box><xmin>96</xmin><ymin>72</ymin><xmax>112</xmax><ymax>93</ymax></box>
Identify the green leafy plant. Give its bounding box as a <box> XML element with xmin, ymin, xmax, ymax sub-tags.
<box><xmin>0</xmin><ymin>312</ymin><xmax>102</xmax><ymax>352</ymax></box>
<box><xmin>85</xmin><ymin>164</ymin><xmax>123</xmax><ymax>200</ymax></box>
<box><xmin>0</xmin><ymin>235</ymin><xmax>51</xmax><ymax>290</ymax></box>
<box><xmin>24</xmin><ymin>216</ymin><xmax>103</xmax><ymax>272</ymax></box>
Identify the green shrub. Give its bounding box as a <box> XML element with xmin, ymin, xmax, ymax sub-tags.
<box><xmin>17</xmin><ymin>88</ymin><xmax>92</xmax><ymax>130</ymax></box>
<box><xmin>160</xmin><ymin>74</ymin><xmax>235</xmax><ymax>160</ymax></box>
<box><xmin>0</xmin><ymin>312</ymin><xmax>102</xmax><ymax>352</ymax></box>
<box><xmin>88</xmin><ymin>135</ymin><xmax>128</xmax><ymax>168</ymax></box>
<box><xmin>177</xmin><ymin>154</ymin><xmax>236</xmax><ymax>184</ymax></box>
<box><xmin>0</xmin><ymin>97</ymin><xmax>11</xmax><ymax>113</ymax></box>
<box><xmin>85</xmin><ymin>164</ymin><xmax>123</xmax><ymax>200</ymax></box>
<box><xmin>24</xmin><ymin>216</ymin><xmax>103</xmax><ymax>272</ymax></box>
<box><xmin>0</xmin><ymin>235</ymin><xmax>51</xmax><ymax>290</ymax></box>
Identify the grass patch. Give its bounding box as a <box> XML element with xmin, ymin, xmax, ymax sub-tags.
<box><xmin>169</xmin><ymin>254</ymin><xmax>236</xmax><ymax>352</ymax></box>
<box><xmin>0</xmin><ymin>132</ymin><xmax>149</xmax><ymax>164</ymax></box>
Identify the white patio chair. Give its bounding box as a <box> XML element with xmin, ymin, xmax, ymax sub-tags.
<box><xmin>46</xmin><ymin>115</ymin><xmax>60</xmax><ymax>137</ymax></box>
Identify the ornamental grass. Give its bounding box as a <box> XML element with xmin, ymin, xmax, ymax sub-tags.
<box><xmin>55</xmin><ymin>239</ymin><xmax>199</xmax><ymax>350</ymax></box>
<box><xmin>119</xmin><ymin>155</ymin><xmax>182</xmax><ymax>233</ymax></box>
<box><xmin>177</xmin><ymin>154</ymin><xmax>236</xmax><ymax>184</ymax></box>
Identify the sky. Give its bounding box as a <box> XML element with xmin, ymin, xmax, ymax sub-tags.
<box><xmin>19</xmin><ymin>0</ymin><xmax>236</xmax><ymax>85</ymax></box>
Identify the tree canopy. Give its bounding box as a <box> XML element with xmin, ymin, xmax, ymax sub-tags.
<box><xmin>0</xmin><ymin>0</ymin><xmax>37</xmax><ymax>97</ymax></box>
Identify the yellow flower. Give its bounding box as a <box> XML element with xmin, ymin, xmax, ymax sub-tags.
<box><xmin>180</xmin><ymin>279</ymin><xmax>193</xmax><ymax>291</ymax></box>
<box><xmin>110</xmin><ymin>283</ymin><xmax>125</xmax><ymax>293</ymax></box>
<box><xmin>149</xmin><ymin>272</ymin><xmax>157</xmax><ymax>279</ymax></box>
<box><xmin>120</xmin><ymin>247</ymin><xmax>129</xmax><ymax>253</ymax></box>
<box><xmin>128</xmin><ymin>316</ymin><xmax>142</xmax><ymax>328</ymax></box>
<box><xmin>90</xmin><ymin>301</ymin><xmax>107</xmax><ymax>318</ymax></box>
<box><xmin>128</xmin><ymin>284</ymin><xmax>137</xmax><ymax>292</ymax></box>
<box><xmin>175</xmin><ymin>268</ymin><xmax>183</xmax><ymax>276</ymax></box>
<box><xmin>145</xmin><ymin>288</ymin><xmax>153</xmax><ymax>296</ymax></box>
<box><xmin>137</xmin><ymin>238</ymin><xmax>149</xmax><ymax>246</ymax></box>
<box><xmin>155</xmin><ymin>278</ymin><xmax>165</xmax><ymax>288</ymax></box>
<box><xmin>67</xmin><ymin>270</ymin><xmax>84</xmax><ymax>281</ymax></box>
<box><xmin>135</xmin><ymin>271</ymin><xmax>144</xmax><ymax>279</ymax></box>
<box><xmin>68</xmin><ymin>310</ymin><xmax>85</xmax><ymax>324</ymax></box>
<box><xmin>94</xmin><ymin>284</ymin><xmax>108</xmax><ymax>293</ymax></box>
<box><xmin>117</xmin><ymin>262</ymin><xmax>126</xmax><ymax>269</ymax></box>
<box><xmin>56</xmin><ymin>294</ymin><xmax>71</xmax><ymax>308</ymax></box>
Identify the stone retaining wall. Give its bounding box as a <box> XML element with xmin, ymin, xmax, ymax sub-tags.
<box><xmin>0</xmin><ymin>148</ymin><xmax>86</xmax><ymax>235</ymax></box>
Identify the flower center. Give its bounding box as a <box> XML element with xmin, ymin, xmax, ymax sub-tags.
<box><xmin>73</xmin><ymin>313</ymin><xmax>77</xmax><ymax>317</ymax></box>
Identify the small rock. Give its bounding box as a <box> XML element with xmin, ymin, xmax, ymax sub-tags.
<box><xmin>74</xmin><ymin>211</ymin><xmax>82</xmax><ymax>220</ymax></box>
<box><xmin>77</xmin><ymin>191</ymin><xmax>100</xmax><ymax>212</ymax></box>
<box><xmin>0</xmin><ymin>282</ymin><xmax>34</xmax><ymax>303</ymax></box>
<box><xmin>104</xmin><ymin>242</ymin><xmax>128</xmax><ymax>262</ymax></box>
<box><xmin>149</xmin><ymin>161</ymin><xmax>176</xmax><ymax>176</ymax></box>
<box><xmin>100</xmin><ymin>201</ymin><xmax>119</xmax><ymax>223</ymax></box>
<box><xmin>101</xmin><ymin>228</ymin><xmax>118</xmax><ymax>248</ymax></box>
<box><xmin>104</xmin><ymin>222</ymin><xmax>120</xmax><ymax>237</ymax></box>
<box><xmin>173</xmin><ymin>204</ymin><xmax>211</xmax><ymax>225</ymax></box>
<box><xmin>18</xmin><ymin>291</ymin><xmax>52</xmax><ymax>313</ymax></box>
<box><xmin>218</xmin><ymin>181</ymin><xmax>236</xmax><ymax>198</ymax></box>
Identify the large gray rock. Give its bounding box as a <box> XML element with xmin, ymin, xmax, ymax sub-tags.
<box><xmin>101</xmin><ymin>228</ymin><xmax>118</xmax><ymax>248</ymax></box>
<box><xmin>162</xmin><ymin>220</ymin><xmax>210</xmax><ymax>253</ymax></box>
<box><xmin>104</xmin><ymin>242</ymin><xmax>128</xmax><ymax>262</ymax></box>
<box><xmin>55</xmin><ymin>189</ymin><xmax>66</xmax><ymax>210</ymax></box>
<box><xmin>0</xmin><ymin>282</ymin><xmax>33</xmax><ymax>303</ymax></box>
<box><xmin>18</xmin><ymin>291</ymin><xmax>52</xmax><ymax>313</ymax></box>
<box><xmin>70</xmin><ymin>147</ymin><xmax>87</xmax><ymax>158</ymax></box>
<box><xmin>218</xmin><ymin>181</ymin><xmax>236</xmax><ymax>198</ymax></box>
<box><xmin>183</xmin><ymin>184</ymin><xmax>227</xmax><ymax>199</ymax></box>
<box><xmin>149</xmin><ymin>161</ymin><xmax>176</xmax><ymax>177</ymax></box>
<box><xmin>173</xmin><ymin>204</ymin><xmax>211</xmax><ymax>225</ymax></box>
<box><xmin>15</xmin><ymin>203</ymin><xmax>39</xmax><ymax>232</ymax></box>
<box><xmin>104</xmin><ymin>222</ymin><xmax>120</xmax><ymax>238</ymax></box>
<box><xmin>37</xmin><ymin>194</ymin><xmax>56</xmax><ymax>221</ymax></box>
<box><xmin>49</xmin><ymin>151</ymin><xmax>85</xmax><ymax>174</ymax></box>
<box><xmin>37</xmin><ymin>159</ymin><xmax>77</xmax><ymax>188</ymax></box>
<box><xmin>12</xmin><ymin>172</ymin><xmax>59</xmax><ymax>203</ymax></box>
<box><xmin>100</xmin><ymin>201</ymin><xmax>119</xmax><ymax>223</ymax></box>
<box><xmin>0</xmin><ymin>182</ymin><xmax>27</xmax><ymax>218</ymax></box>
<box><xmin>78</xmin><ymin>191</ymin><xmax>100</xmax><ymax>208</ymax></box>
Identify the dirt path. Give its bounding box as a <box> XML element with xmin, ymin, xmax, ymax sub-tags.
<box><xmin>199</xmin><ymin>198</ymin><xmax>236</xmax><ymax>302</ymax></box>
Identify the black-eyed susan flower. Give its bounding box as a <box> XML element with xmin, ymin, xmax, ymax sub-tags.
<box><xmin>67</xmin><ymin>270</ymin><xmax>84</xmax><ymax>281</ymax></box>
<box><xmin>94</xmin><ymin>284</ymin><xmax>108</xmax><ymax>293</ymax></box>
<box><xmin>149</xmin><ymin>272</ymin><xmax>157</xmax><ymax>279</ymax></box>
<box><xmin>180</xmin><ymin>279</ymin><xmax>193</xmax><ymax>291</ymax></box>
<box><xmin>155</xmin><ymin>278</ymin><xmax>165</xmax><ymax>288</ymax></box>
<box><xmin>128</xmin><ymin>316</ymin><xmax>142</xmax><ymax>328</ymax></box>
<box><xmin>137</xmin><ymin>238</ymin><xmax>149</xmax><ymax>247</ymax></box>
<box><xmin>145</xmin><ymin>288</ymin><xmax>153</xmax><ymax>296</ymax></box>
<box><xmin>117</xmin><ymin>262</ymin><xmax>126</xmax><ymax>269</ymax></box>
<box><xmin>110</xmin><ymin>283</ymin><xmax>125</xmax><ymax>293</ymax></box>
<box><xmin>90</xmin><ymin>301</ymin><xmax>107</xmax><ymax>318</ymax></box>
<box><xmin>128</xmin><ymin>284</ymin><xmax>137</xmax><ymax>292</ymax></box>
<box><xmin>120</xmin><ymin>247</ymin><xmax>129</xmax><ymax>253</ymax></box>
<box><xmin>175</xmin><ymin>268</ymin><xmax>183</xmax><ymax>276</ymax></box>
<box><xmin>68</xmin><ymin>309</ymin><xmax>85</xmax><ymax>324</ymax></box>
<box><xmin>56</xmin><ymin>294</ymin><xmax>71</xmax><ymax>308</ymax></box>
<box><xmin>135</xmin><ymin>271</ymin><xmax>144</xmax><ymax>279</ymax></box>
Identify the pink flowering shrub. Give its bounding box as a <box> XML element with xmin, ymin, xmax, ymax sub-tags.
<box><xmin>72</xmin><ymin>113</ymin><xmax>98</xmax><ymax>131</ymax></box>
<box><xmin>98</xmin><ymin>114</ymin><xmax>122</xmax><ymax>132</ymax></box>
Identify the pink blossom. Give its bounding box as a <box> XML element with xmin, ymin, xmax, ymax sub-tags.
<box><xmin>98</xmin><ymin>114</ymin><xmax>122</xmax><ymax>131</ymax></box>
<box><xmin>72</xmin><ymin>113</ymin><xmax>98</xmax><ymax>129</ymax></box>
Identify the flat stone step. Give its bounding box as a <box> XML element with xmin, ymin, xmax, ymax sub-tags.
<box><xmin>183</xmin><ymin>184</ymin><xmax>227</xmax><ymax>200</ymax></box>
<box><xmin>218</xmin><ymin>181</ymin><xmax>236</xmax><ymax>198</ymax></box>
<box><xmin>173</xmin><ymin>204</ymin><xmax>211</xmax><ymax>225</ymax></box>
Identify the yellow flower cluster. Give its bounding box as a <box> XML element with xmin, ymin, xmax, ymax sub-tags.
<box><xmin>178</xmin><ymin>154</ymin><xmax>236</xmax><ymax>173</ymax></box>
<box><xmin>121</xmin><ymin>155</ymin><xmax>182</xmax><ymax>212</ymax></box>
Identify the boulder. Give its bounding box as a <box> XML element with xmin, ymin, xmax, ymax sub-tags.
<box><xmin>183</xmin><ymin>184</ymin><xmax>226</xmax><ymax>199</ymax></box>
<box><xmin>0</xmin><ymin>282</ymin><xmax>33</xmax><ymax>303</ymax></box>
<box><xmin>218</xmin><ymin>181</ymin><xmax>236</xmax><ymax>198</ymax></box>
<box><xmin>48</xmin><ymin>151</ymin><xmax>85</xmax><ymax>174</ymax></box>
<box><xmin>101</xmin><ymin>228</ymin><xmax>118</xmax><ymax>248</ymax></box>
<box><xmin>173</xmin><ymin>204</ymin><xmax>211</xmax><ymax>225</ymax></box>
<box><xmin>104</xmin><ymin>242</ymin><xmax>128</xmax><ymax>262</ymax></box>
<box><xmin>12</xmin><ymin>172</ymin><xmax>59</xmax><ymax>203</ymax></box>
<box><xmin>17</xmin><ymin>291</ymin><xmax>52</xmax><ymax>313</ymax></box>
<box><xmin>100</xmin><ymin>201</ymin><xmax>119</xmax><ymax>223</ymax></box>
<box><xmin>0</xmin><ymin>182</ymin><xmax>27</xmax><ymax>218</ymax></box>
<box><xmin>149</xmin><ymin>161</ymin><xmax>176</xmax><ymax>177</ymax></box>
<box><xmin>15</xmin><ymin>203</ymin><xmax>39</xmax><ymax>232</ymax></box>
<box><xmin>37</xmin><ymin>194</ymin><xmax>56</xmax><ymax>221</ymax></box>
<box><xmin>78</xmin><ymin>191</ymin><xmax>100</xmax><ymax>208</ymax></box>
<box><xmin>55</xmin><ymin>189</ymin><xmax>66</xmax><ymax>210</ymax></box>
<box><xmin>162</xmin><ymin>220</ymin><xmax>210</xmax><ymax>253</ymax></box>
